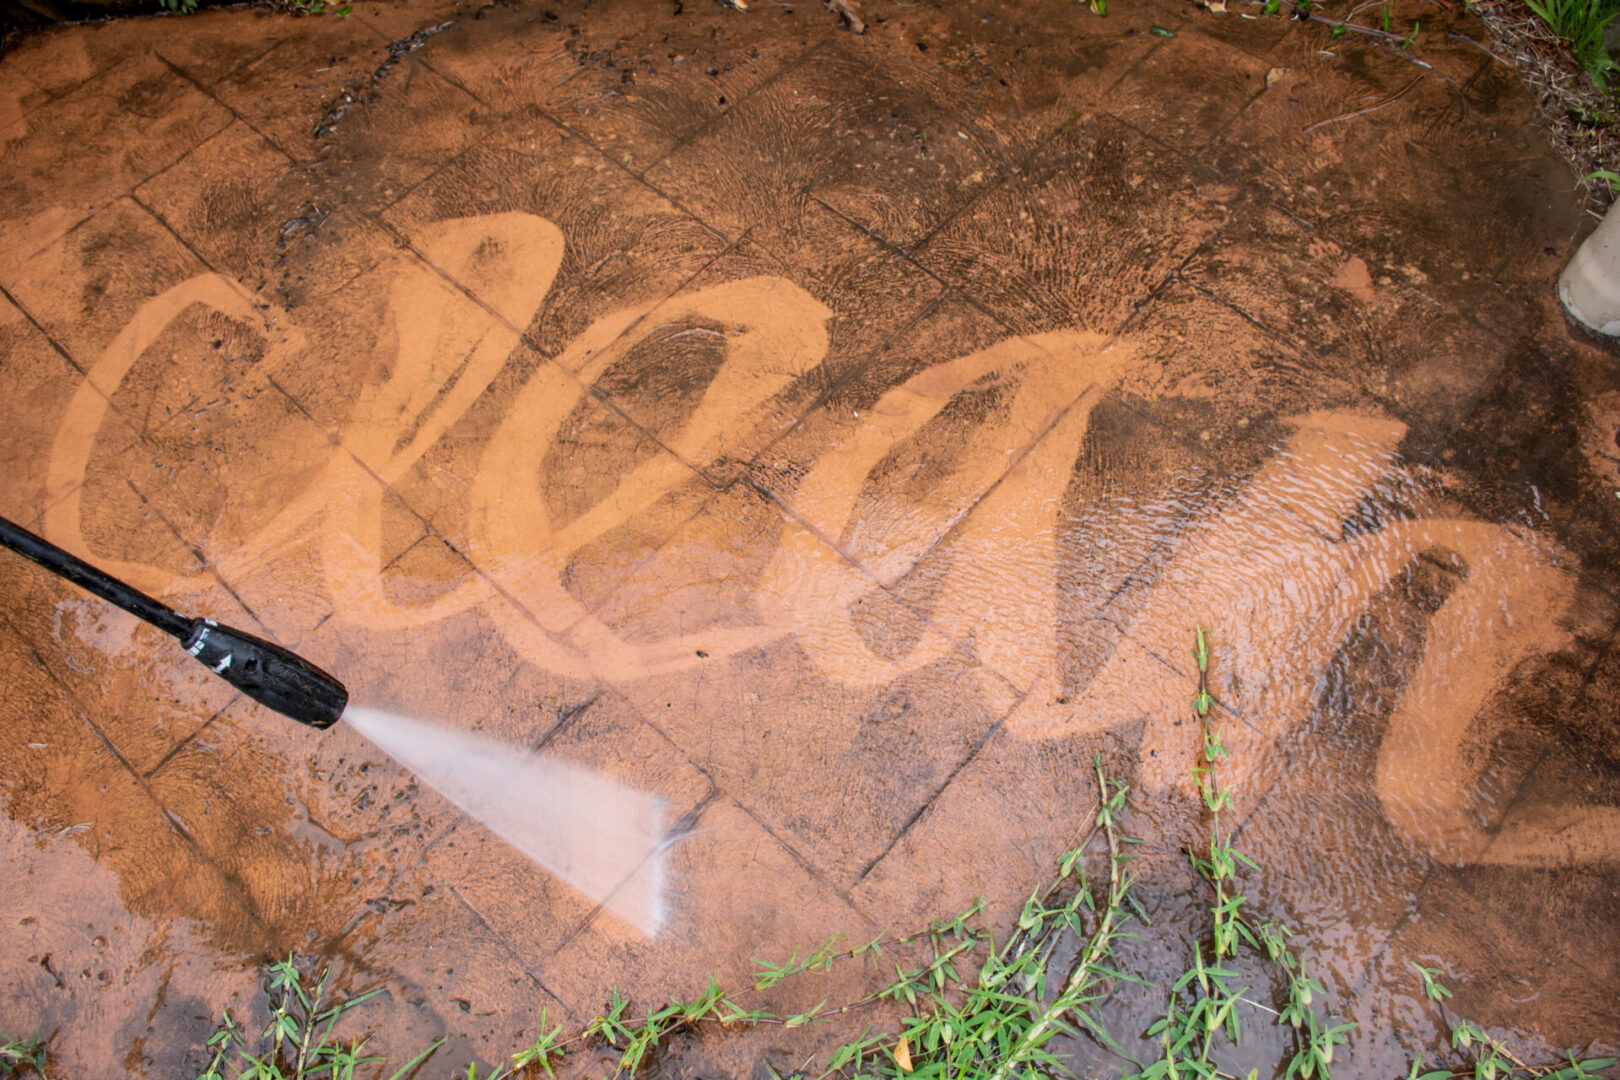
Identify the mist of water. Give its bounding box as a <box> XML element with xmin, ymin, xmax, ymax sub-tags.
<box><xmin>343</xmin><ymin>706</ymin><xmax>667</xmax><ymax>936</ymax></box>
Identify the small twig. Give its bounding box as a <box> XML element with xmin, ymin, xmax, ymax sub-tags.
<box><xmin>1447</xmin><ymin>30</ymin><xmax>1512</xmax><ymax>66</ymax></box>
<box><xmin>1302</xmin><ymin>73</ymin><xmax>1426</xmax><ymax>132</ymax></box>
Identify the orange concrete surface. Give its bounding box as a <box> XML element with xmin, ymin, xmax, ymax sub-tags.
<box><xmin>0</xmin><ymin>0</ymin><xmax>1617</xmax><ymax>1074</ymax></box>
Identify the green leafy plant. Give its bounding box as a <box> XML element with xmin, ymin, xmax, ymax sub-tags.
<box><xmin>193</xmin><ymin>955</ymin><xmax>440</xmax><ymax>1080</ymax></box>
<box><xmin>0</xmin><ymin>1031</ymin><xmax>48</xmax><ymax>1078</ymax></box>
<box><xmin>276</xmin><ymin>0</ymin><xmax>355</xmax><ymax>17</ymax></box>
<box><xmin>1119</xmin><ymin>630</ymin><xmax>1353</xmax><ymax>1080</ymax></box>
<box><xmin>1524</xmin><ymin>0</ymin><xmax>1620</xmax><ymax>91</ymax></box>
<box><xmin>1585</xmin><ymin>167</ymin><xmax>1620</xmax><ymax>191</ymax></box>
<box><xmin>157</xmin><ymin>0</ymin><xmax>351</xmax><ymax>15</ymax></box>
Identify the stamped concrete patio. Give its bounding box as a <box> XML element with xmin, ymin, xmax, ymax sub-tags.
<box><xmin>0</xmin><ymin>0</ymin><xmax>1617</xmax><ymax>1074</ymax></box>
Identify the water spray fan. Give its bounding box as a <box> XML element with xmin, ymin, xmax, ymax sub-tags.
<box><xmin>0</xmin><ymin>514</ymin><xmax>347</xmax><ymax>729</ymax></box>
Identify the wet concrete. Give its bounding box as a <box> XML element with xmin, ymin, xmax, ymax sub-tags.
<box><xmin>0</xmin><ymin>0</ymin><xmax>1617</xmax><ymax>1074</ymax></box>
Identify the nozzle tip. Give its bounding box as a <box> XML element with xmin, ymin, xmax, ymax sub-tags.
<box><xmin>183</xmin><ymin>620</ymin><xmax>347</xmax><ymax>729</ymax></box>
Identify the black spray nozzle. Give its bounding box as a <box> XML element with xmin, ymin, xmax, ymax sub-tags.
<box><xmin>183</xmin><ymin>619</ymin><xmax>348</xmax><ymax>729</ymax></box>
<box><xmin>0</xmin><ymin>513</ymin><xmax>347</xmax><ymax>730</ymax></box>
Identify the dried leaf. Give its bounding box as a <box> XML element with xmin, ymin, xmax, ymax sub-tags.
<box><xmin>1266</xmin><ymin>66</ymin><xmax>1286</xmax><ymax>86</ymax></box>
<box><xmin>827</xmin><ymin>0</ymin><xmax>865</xmax><ymax>33</ymax></box>
<box><xmin>1207</xmin><ymin>0</ymin><xmax>1228</xmax><ymax>11</ymax></box>
<box><xmin>894</xmin><ymin>1036</ymin><xmax>914</xmax><ymax>1073</ymax></box>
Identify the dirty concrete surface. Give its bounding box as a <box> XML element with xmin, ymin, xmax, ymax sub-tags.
<box><xmin>0</xmin><ymin>0</ymin><xmax>1618</xmax><ymax>1074</ymax></box>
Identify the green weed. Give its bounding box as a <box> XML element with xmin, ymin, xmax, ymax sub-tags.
<box><xmin>157</xmin><ymin>0</ymin><xmax>351</xmax><ymax>16</ymax></box>
<box><xmin>193</xmin><ymin>954</ymin><xmax>440</xmax><ymax>1080</ymax></box>
<box><xmin>273</xmin><ymin>0</ymin><xmax>355</xmax><ymax>18</ymax></box>
<box><xmin>1525</xmin><ymin>0</ymin><xmax>1620</xmax><ymax>90</ymax></box>
<box><xmin>1586</xmin><ymin>167</ymin><xmax>1620</xmax><ymax>190</ymax></box>
<box><xmin>1121</xmin><ymin>628</ymin><xmax>1354</xmax><ymax>1080</ymax></box>
<box><xmin>0</xmin><ymin>1031</ymin><xmax>48</xmax><ymax>1078</ymax></box>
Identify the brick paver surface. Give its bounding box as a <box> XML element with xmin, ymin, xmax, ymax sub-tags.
<box><xmin>1</xmin><ymin>0</ymin><xmax>1616</xmax><ymax>1074</ymax></box>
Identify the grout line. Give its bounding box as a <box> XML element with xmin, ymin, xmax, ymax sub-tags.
<box><xmin>0</xmin><ymin>280</ymin><xmax>89</xmax><ymax>376</ymax></box>
<box><xmin>711</xmin><ymin>274</ymin><xmax>957</xmax><ymax>493</ymax></box>
<box><xmin>762</xmin><ymin>319</ymin><xmax>1130</xmax><ymax>646</ymax></box>
<box><xmin>0</xmin><ymin>611</ymin><xmax>155</xmax><ymax>785</ymax></box>
<box><xmin>564</xmin><ymin>475</ymin><xmax>750</xmax><ymax>629</ymax></box>
<box><xmin>122</xmin><ymin>473</ymin><xmax>273</xmax><ymax>639</ymax></box>
<box><xmin>1245</xmin><ymin>585</ymin><xmax>1620</xmax><ymax>1000</ymax></box>
<box><xmin>897</xmin><ymin>34</ymin><xmax>1175</xmax><ymax>264</ymax></box>
<box><xmin>445</xmin><ymin>884</ymin><xmax>575</xmax><ymax>1018</ymax></box>
<box><xmin>0</xmin><ymin>608</ymin><xmax>285</xmax><ymax>944</ymax></box>
<box><xmin>356</xmin><ymin>64</ymin><xmax>509</xmax><ymax>215</ymax></box>
<box><xmin>876</xmin><ymin>377</ymin><xmax>1117</xmax><ymax>592</ymax></box>
<box><xmin>323</xmin><ymin>211</ymin><xmax>758</xmax><ymax>568</ymax></box>
<box><xmin>3</xmin><ymin>70</ymin><xmax>53</xmax><ymax>130</ymax></box>
<box><xmin>152</xmin><ymin>47</ymin><xmax>321</xmax><ymax>170</ymax></box>
<box><xmin>531</xmin><ymin>106</ymin><xmax>741</xmax><ymax>250</ymax></box>
<box><xmin>744</xmin><ymin>473</ymin><xmax>979</xmax><ymax>662</ymax></box>
<box><xmin>725</xmin><ymin>795</ymin><xmax>883</xmax><ymax>931</ymax></box>
<box><xmin>854</xmin><ymin>705</ymin><xmax>1019</xmax><ymax>885</ymax></box>
<box><xmin>285</xmin><ymin>432</ymin><xmax>599</xmax><ymax>673</ymax></box>
<box><xmin>546</xmin><ymin>784</ymin><xmax>729</xmax><ymax>957</ymax></box>
<box><xmin>530</xmin><ymin>690</ymin><xmax>603</xmax><ymax>754</ymax></box>
<box><xmin>178</xmin><ymin>33</ymin><xmax>290</xmax><ymax>90</ymax></box>
<box><xmin>1475</xmin><ymin>619</ymin><xmax>1620</xmax><ymax>856</ymax></box>
<box><xmin>626</xmin><ymin>33</ymin><xmax>836</xmax><ymax>182</ymax></box>
<box><xmin>807</xmin><ymin>190</ymin><xmax>949</xmax><ymax>291</ymax></box>
<box><xmin>128</xmin><ymin>189</ymin><xmax>230</xmax><ymax>280</ymax></box>
<box><xmin>325</xmin><ymin>812</ymin><xmax>472</xmax><ymax>957</ymax></box>
<box><xmin>142</xmin><ymin>696</ymin><xmax>238</xmax><ymax>779</ymax></box>
<box><xmin>527</xmin><ymin>160</ymin><xmax>737</xmax><ymax>355</ymax></box>
<box><xmin>11</xmin><ymin>39</ymin><xmax>136</xmax><ymax>114</ymax></box>
<box><xmin>524</xmin><ymin>679</ymin><xmax>851</xmax><ymax>945</ymax></box>
<box><xmin>404</xmin><ymin>48</ymin><xmax>485</xmax><ymax>107</ymax></box>
<box><xmin>4</xmin><ymin>205</ymin><xmax>98</xmax><ymax>291</ymax></box>
<box><xmin>376</xmin><ymin>529</ymin><xmax>431</xmax><ymax>576</ymax></box>
<box><xmin>370</xmin><ymin>121</ymin><xmax>498</xmax><ymax>216</ymax></box>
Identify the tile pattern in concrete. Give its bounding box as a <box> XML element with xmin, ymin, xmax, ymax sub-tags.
<box><xmin>0</xmin><ymin>0</ymin><xmax>1617</xmax><ymax>1074</ymax></box>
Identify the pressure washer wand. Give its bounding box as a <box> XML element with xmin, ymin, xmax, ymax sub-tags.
<box><xmin>0</xmin><ymin>514</ymin><xmax>347</xmax><ymax>729</ymax></box>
